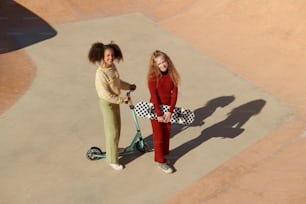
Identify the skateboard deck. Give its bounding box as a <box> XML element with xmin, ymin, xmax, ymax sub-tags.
<box><xmin>134</xmin><ymin>101</ymin><xmax>195</xmax><ymax>125</ymax></box>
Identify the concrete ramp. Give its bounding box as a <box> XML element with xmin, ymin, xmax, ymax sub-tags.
<box><xmin>0</xmin><ymin>13</ymin><xmax>292</xmax><ymax>204</ymax></box>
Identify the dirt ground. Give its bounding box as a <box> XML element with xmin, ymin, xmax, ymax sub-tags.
<box><xmin>1</xmin><ymin>1</ymin><xmax>305</xmax><ymax>203</ymax></box>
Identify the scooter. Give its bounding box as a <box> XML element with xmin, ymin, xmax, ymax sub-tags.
<box><xmin>86</xmin><ymin>91</ymin><xmax>149</xmax><ymax>160</ymax></box>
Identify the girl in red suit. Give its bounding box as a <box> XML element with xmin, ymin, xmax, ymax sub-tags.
<box><xmin>147</xmin><ymin>50</ymin><xmax>181</xmax><ymax>174</ymax></box>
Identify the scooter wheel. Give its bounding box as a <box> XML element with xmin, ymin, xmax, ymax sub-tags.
<box><xmin>86</xmin><ymin>146</ymin><xmax>103</xmax><ymax>160</ymax></box>
<box><xmin>135</xmin><ymin>141</ymin><xmax>149</xmax><ymax>153</ymax></box>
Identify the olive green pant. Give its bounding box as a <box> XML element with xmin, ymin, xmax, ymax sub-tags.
<box><xmin>99</xmin><ymin>99</ymin><xmax>121</xmax><ymax>164</ymax></box>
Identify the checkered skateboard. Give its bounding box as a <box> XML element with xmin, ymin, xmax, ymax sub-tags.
<box><xmin>134</xmin><ymin>101</ymin><xmax>195</xmax><ymax>125</ymax></box>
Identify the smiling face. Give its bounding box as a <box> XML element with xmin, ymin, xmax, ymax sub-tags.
<box><xmin>154</xmin><ymin>56</ymin><xmax>168</xmax><ymax>72</ymax></box>
<box><xmin>103</xmin><ymin>48</ymin><xmax>114</xmax><ymax>67</ymax></box>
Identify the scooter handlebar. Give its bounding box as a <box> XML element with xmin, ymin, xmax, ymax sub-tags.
<box><xmin>125</xmin><ymin>91</ymin><xmax>133</xmax><ymax>105</ymax></box>
<box><xmin>126</xmin><ymin>91</ymin><xmax>131</xmax><ymax>98</ymax></box>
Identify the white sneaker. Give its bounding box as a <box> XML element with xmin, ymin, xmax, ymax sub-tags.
<box><xmin>158</xmin><ymin>162</ymin><xmax>173</xmax><ymax>174</ymax></box>
<box><xmin>109</xmin><ymin>163</ymin><xmax>123</xmax><ymax>171</ymax></box>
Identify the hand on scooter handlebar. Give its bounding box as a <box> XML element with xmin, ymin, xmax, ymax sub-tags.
<box><xmin>124</xmin><ymin>84</ymin><xmax>136</xmax><ymax>104</ymax></box>
<box><xmin>123</xmin><ymin>96</ymin><xmax>130</xmax><ymax>104</ymax></box>
<box><xmin>124</xmin><ymin>90</ymin><xmax>133</xmax><ymax>104</ymax></box>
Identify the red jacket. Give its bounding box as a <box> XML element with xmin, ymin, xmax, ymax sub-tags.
<box><xmin>148</xmin><ymin>73</ymin><xmax>178</xmax><ymax>116</ymax></box>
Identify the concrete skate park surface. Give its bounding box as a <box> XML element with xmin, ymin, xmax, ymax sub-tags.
<box><xmin>1</xmin><ymin>1</ymin><xmax>305</xmax><ymax>204</ymax></box>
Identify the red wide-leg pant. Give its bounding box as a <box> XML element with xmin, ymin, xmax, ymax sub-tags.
<box><xmin>150</xmin><ymin>120</ymin><xmax>171</xmax><ymax>163</ymax></box>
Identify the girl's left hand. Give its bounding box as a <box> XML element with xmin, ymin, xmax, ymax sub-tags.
<box><xmin>164</xmin><ymin>112</ymin><xmax>172</xmax><ymax>123</ymax></box>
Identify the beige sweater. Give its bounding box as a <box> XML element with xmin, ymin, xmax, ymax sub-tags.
<box><xmin>95</xmin><ymin>64</ymin><xmax>130</xmax><ymax>104</ymax></box>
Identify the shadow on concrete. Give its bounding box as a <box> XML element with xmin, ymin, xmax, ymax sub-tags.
<box><xmin>0</xmin><ymin>0</ymin><xmax>57</xmax><ymax>54</ymax></box>
<box><xmin>168</xmin><ymin>99</ymin><xmax>266</xmax><ymax>166</ymax></box>
<box><xmin>120</xmin><ymin>97</ymin><xmax>266</xmax><ymax>167</ymax></box>
<box><xmin>171</xmin><ymin>95</ymin><xmax>236</xmax><ymax>138</ymax></box>
<box><xmin>119</xmin><ymin>135</ymin><xmax>154</xmax><ymax>166</ymax></box>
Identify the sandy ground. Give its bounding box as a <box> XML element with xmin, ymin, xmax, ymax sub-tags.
<box><xmin>1</xmin><ymin>0</ymin><xmax>305</xmax><ymax>203</ymax></box>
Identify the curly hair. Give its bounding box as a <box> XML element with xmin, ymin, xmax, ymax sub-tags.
<box><xmin>88</xmin><ymin>41</ymin><xmax>123</xmax><ymax>64</ymax></box>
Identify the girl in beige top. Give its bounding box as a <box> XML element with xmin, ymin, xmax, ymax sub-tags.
<box><xmin>88</xmin><ymin>41</ymin><xmax>136</xmax><ymax>170</ymax></box>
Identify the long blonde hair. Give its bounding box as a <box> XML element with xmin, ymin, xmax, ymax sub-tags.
<box><xmin>147</xmin><ymin>50</ymin><xmax>181</xmax><ymax>86</ymax></box>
